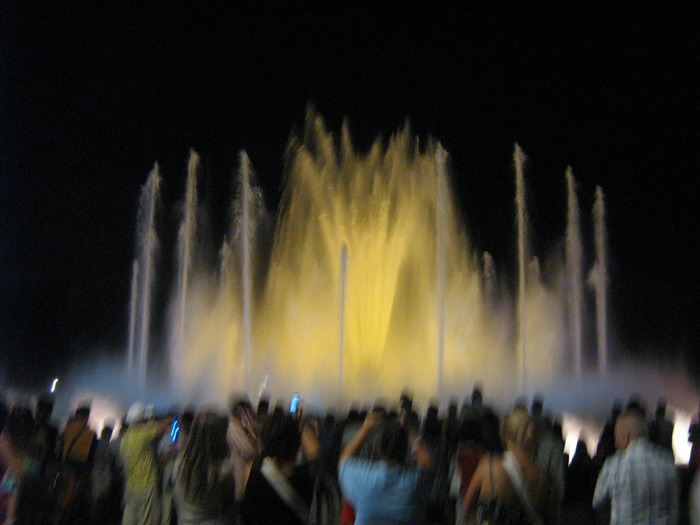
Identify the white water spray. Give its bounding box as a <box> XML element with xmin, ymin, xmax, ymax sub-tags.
<box><xmin>483</xmin><ymin>252</ymin><xmax>497</xmax><ymax>307</ymax></box>
<box><xmin>125</xmin><ymin>116</ymin><xmax>622</xmax><ymax>406</ymax></box>
<box><xmin>239</xmin><ymin>152</ymin><xmax>254</xmax><ymax>394</ymax></box>
<box><xmin>514</xmin><ymin>144</ymin><xmax>528</xmax><ymax>394</ymax></box>
<box><xmin>566</xmin><ymin>168</ymin><xmax>584</xmax><ymax>379</ymax></box>
<box><xmin>172</xmin><ymin>151</ymin><xmax>198</xmax><ymax>390</ymax></box>
<box><xmin>135</xmin><ymin>165</ymin><xmax>161</xmax><ymax>394</ymax></box>
<box><xmin>127</xmin><ymin>259</ymin><xmax>139</xmax><ymax>379</ymax></box>
<box><xmin>436</xmin><ymin>146</ymin><xmax>448</xmax><ymax>400</ymax></box>
<box><xmin>591</xmin><ymin>186</ymin><xmax>608</xmax><ymax>375</ymax></box>
<box><xmin>338</xmin><ymin>244</ymin><xmax>348</xmax><ymax>404</ymax></box>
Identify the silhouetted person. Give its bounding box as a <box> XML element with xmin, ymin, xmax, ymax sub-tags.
<box><xmin>56</xmin><ymin>404</ymin><xmax>97</xmax><ymax>524</ymax></box>
<box><xmin>0</xmin><ymin>398</ymin><xmax>8</xmax><ymax>434</ymax></box>
<box><xmin>562</xmin><ymin>438</ymin><xmax>597</xmax><ymax>524</ymax></box>
<box><xmin>0</xmin><ymin>404</ymin><xmax>51</xmax><ymax>524</ymax></box>
<box><xmin>531</xmin><ymin>394</ymin><xmax>545</xmax><ymax>421</ymax></box>
<box><xmin>32</xmin><ymin>394</ymin><xmax>58</xmax><ymax>474</ymax></box>
<box><xmin>444</xmin><ymin>398</ymin><xmax>460</xmax><ymax>453</ymax></box>
<box><xmin>91</xmin><ymin>420</ymin><xmax>119</xmax><ymax>523</ymax></box>
<box><xmin>649</xmin><ymin>398</ymin><xmax>674</xmax><ymax>456</ymax></box>
<box><xmin>690</xmin><ymin>401</ymin><xmax>700</xmax><ymax>474</ymax></box>
<box><xmin>535</xmin><ymin>415</ymin><xmax>566</xmax><ymax>507</ymax></box>
<box><xmin>595</xmin><ymin>400</ymin><xmax>622</xmax><ymax>469</ymax></box>
<box><xmin>256</xmin><ymin>397</ymin><xmax>270</xmax><ymax>423</ymax></box>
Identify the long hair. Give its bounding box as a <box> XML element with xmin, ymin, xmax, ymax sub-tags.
<box><xmin>177</xmin><ymin>410</ymin><xmax>229</xmax><ymax>503</ymax></box>
<box><xmin>501</xmin><ymin>407</ymin><xmax>536</xmax><ymax>452</ymax></box>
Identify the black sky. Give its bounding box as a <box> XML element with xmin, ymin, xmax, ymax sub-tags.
<box><xmin>1</xmin><ymin>3</ymin><xmax>698</xmax><ymax>388</ymax></box>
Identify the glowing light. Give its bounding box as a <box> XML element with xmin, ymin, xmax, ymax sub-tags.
<box><xmin>562</xmin><ymin>413</ymin><xmax>602</xmax><ymax>464</ymax></box>
<box><xmin>672</xmin><ymin>409</ymin><xmax>692</xmax><ymax>465</ymax></box>
<box><xmin>50</xmin><ymin>378</ymin><xmax>59</xmax><ymax>393</ymax></box>
<box><xmin>167</xmin><ymin>116</ymin><xmax>573</xmax><ymax>405</ymax></box>
<box><xmin>563</xmin><ymin>408</ymin><xmax>693</xmax><ymax>466</ymax></box>
<box><xmin>68</xmin><ymin>390</ymin><xmax>124</xmax><ymax>436</ymax></box>
<box><xmin>119</xmin><ymin>113</ymin><xmax>696</xmax><ymax>412</ymax></box>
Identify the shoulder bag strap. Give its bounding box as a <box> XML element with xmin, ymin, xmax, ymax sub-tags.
<box><xmin>501</xmin><ymin>451</ymin><xmax>544</xmax><ymax>525</ymax></box>
<box><xmin>260</xmin><ymin>457</ymin><xmax>311</xmax><ymax>525</ymax></box>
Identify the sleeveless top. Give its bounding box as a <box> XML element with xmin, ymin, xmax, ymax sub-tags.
<box><xmin>474</xmin><ymin>455</ymin><xmax>531</xmax><ymax>525</ymax></box>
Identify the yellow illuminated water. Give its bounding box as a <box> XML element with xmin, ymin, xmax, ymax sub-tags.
<box><xmin>168</xmin><ymin>115</ymin><xmax>568</xmax><ymax>407</ymax></box>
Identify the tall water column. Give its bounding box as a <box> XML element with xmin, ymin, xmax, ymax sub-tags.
<box><xmin>126</xmin><ymin>259</ymin><xmax>139</xmax><ymax>379</ymax></box>
<box><xmin>141</xmin><ymin>115</ymin><xmax>611</xmax><ymax>403</ymax></box>
<box><xmin>133</xmin><ymin>165</ymin><xmax>161</xmax><ymax>393</ymax></box>
<box><xmin>172</xmin><ymin>152</ymin><xmax>198</xmax><ymax>391</ymax></box>
<box><xmin>591</xmin><ymin>186</ymin><xmax>608</xmax><ymax>375</ymax></box>
<box><xmin>239</xmin><ymin>152</ymin><xmax>254</xmax><ymax>394</ymax></box>
<box><xmin>435</xmin><ymin>146</ymin><xmax>448</xmax><ymax>400</ymax></box>
<box><xmin>566</xmin><ymin>168</ymin><xmax>584</xmax><ymax>379</ymax></box>
<box><xmin>514</xmin><ymin>144</ymin><xmax>528</xmax><ymax>394</ymax></box>
<box><xmin>338</xmin><ymin>244</ymin><xmax>348</xmax><ymax>404</ymax></box>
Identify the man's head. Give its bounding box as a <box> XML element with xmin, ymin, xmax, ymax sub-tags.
<box><xmin>614</xmin><ymin>409</ymin><xmax>647</xmax><ymax>451</ymax></box>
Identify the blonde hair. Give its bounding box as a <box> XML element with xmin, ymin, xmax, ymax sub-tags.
<box><xmin>501</xmin><ymin>407</ymin><xmax>536</xmax><ymax>451</ymax></box>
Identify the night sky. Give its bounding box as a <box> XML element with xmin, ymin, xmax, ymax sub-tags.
<box><xmin>1</xmin><ymin>3</ymin><xmax>698</xmax><ymax>390</ymax></box>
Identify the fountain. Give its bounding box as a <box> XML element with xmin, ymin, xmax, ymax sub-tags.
<box><xmin>171</xmin><ymin>152</ymin><xmax>198</xmax><ymax>392</ymax></box>
<box><xmin>514</xmin><ymin>144</ymin><xmax>529</xmax><ymax>393</ymax></box>
<box><xmin>125</xmin><ymin>113</ymin><xmax>667</xmax><ymax>410</ymax></box>
<box><xmin>128</xmin><ymin>165</ymin><xmax>161</xmax><ymax>395</ymax></box>
<box><xmin>590</xmin><ymin>186</ymin><xmax>608</xmax><ymax>376</ymax></box>
<box><xmin>566</xmin><ymin>167</ymin><xmax>584</xmax><ymax>379</ymax></box>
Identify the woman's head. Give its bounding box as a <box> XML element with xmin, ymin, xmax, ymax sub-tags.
<box><xmin>178</xmin><ymin>409</ymin><xmax>229</xmax><ymax>503</ymax></box>
<box><xmin>501</xmin><ymin>407</ymin><xmax>536</xmax><ymax>451</ymax></box>
<box><xmin>185</xmin><ymin>410</ymin><xmax>229</xmax><ymax>460</ymax></box>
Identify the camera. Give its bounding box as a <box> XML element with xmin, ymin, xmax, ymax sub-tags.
<box><xmin>170</xmin><ymin>415</ymin><xmax>180</xmax><ymax>443</ymax></box>
<box><xmin>289</xmin><ymin>394</ymin><xmax>300</xmax><ymax>414</ymax></box>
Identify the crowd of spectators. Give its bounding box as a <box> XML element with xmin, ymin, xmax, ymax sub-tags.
<box><xmin>0</xmin><ymin>386</ymin><xmax>696</xmax><ymax>524</ymax></box>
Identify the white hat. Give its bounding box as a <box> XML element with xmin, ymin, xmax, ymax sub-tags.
<box><xmin>126</xmin><ymin>401</ymin><xmax>145</xmax><ymax>425</ymax></box>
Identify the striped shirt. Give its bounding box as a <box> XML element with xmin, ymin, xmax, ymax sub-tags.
<box><xmin>593</xmin><ymin>438</ymin><xmax>678</xmax><ymax>524</ymax></box>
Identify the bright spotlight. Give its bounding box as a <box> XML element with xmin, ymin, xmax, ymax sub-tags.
<box><xmin>50</xmin><ymin>378</ymin><xmax>58</xmax><ymax>393</ymax></box>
